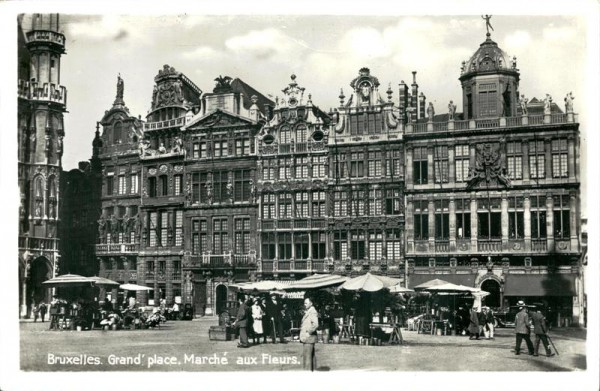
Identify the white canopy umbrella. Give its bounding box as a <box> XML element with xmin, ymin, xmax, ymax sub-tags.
<box><xmin>339</xmin><ymin>272</ymin><xmax>402</xmax><ymax>292</ymax></box>
<box><xmin>388</xmin><ymin>284</ymin><xmax>415</xmax><ymax>294</ymax></box>
<box><xmin>119</xmin><ymin>283</ymin><xmax>154</xmax><ymax>291</ymax></box>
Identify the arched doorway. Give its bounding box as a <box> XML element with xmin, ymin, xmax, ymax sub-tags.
<box><xmin>215</xmin><ymin>284</ymin><xmax>228</xmax><ymax>316</ymax></box>
<box><xmin>27</xmin><ymin>257</ymin><xmax>52</xmax><ymax>311</ymax></box>
<box><xmin>481</xmin><ymin>279</ymin><xmax>501</xmax><ymax>308</ymax></box>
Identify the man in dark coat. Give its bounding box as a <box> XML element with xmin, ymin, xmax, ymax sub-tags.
<box><xmin>266</xmin><ymin>293</ymin><xmax>285</xmax><ymax>343</ymax></box>
<box><xmin>468</xmin><ymin>306</ymin><xmax>480</xmax><ymax>340</ymax></box>
<box><xmin>531</xmin><ymin>308</ymin><xmax>555</xmax><ymax>357</ymax></box>
<box><xmin>234</xmin><ymin>296</ymin><xmax>250</xmax><ymax>348</ymax></box>
<box><xmin>514</xmin><ymin>300</ymin><xmax>534</xmax><ymax>355</ymax></box>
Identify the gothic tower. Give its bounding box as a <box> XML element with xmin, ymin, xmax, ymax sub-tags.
<box><xmin>18</xmin><ymin>14</ymin><xmax>67</xmax><ymax>317</ymax></box>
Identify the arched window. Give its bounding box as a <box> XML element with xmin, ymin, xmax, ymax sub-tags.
<box><xmin>114</xmin><ymin>121</ymin><xmax>123</xmax><ymax>144</ymax></box>
<box><xmin>279</xmin><ymin>126</ymin><xmax>291</xmax><ymax>144</ymax></box>
<box><xmin>48</xmin><ymin>176</ymin><xmax>57</xmax><ymax>199</ymax></box>
<box><xmin>34</xmin><ymin>177</ymin><xmax>44</xmax><ymax>199</ymax></box>
<box><xmin>294</xmin><ymin>124</ymin><xmax>307</xmax><ymax>143</ymax></box>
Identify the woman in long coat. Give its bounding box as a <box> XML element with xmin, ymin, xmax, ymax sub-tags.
<box><xmin>468</xmin><ymin>306</ymin><xmax>480</xmax><ymax>340</ymax></box>
<box><xmin>251</xmin><ymin>298</ymin><xmax>264</xmax><ymax>344</ymax></box>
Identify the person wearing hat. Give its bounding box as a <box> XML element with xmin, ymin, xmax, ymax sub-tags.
<box><xmin>233</xmin><ymin>295</ymin><xmax>250</xmax><ymax>348</ymax></box>
<box><xmin>468</xmin><ymin>306</ymin><xmax>480</xmax><ymax>340</ymax></box>
<box><xmin>251</xmin><ymin>297</ymin><xmax>265</xmax><ymax>344</ymax></box>
<box><xmin>514</xmin><ymin>300</ymin><xmax>534</xmax><ymax>355</ymax></box>
<box><xmin>300</xmin><ymin>296</ymin><xmax>319</xmax><ymax>371</ymax></box>
<box><xmin>530</xmin><ymin>308</ymin><xmax>555</xmax><ymax>357</ymax></box>
<box><xmin>483</xmin><ymin>307</ymin><xmax>495</xmax><ymax>340</ymax></box>
<box><xmin>266</xmin><ymin>292</ymin><xmax>285</xmax><ymax>343</ymax></box>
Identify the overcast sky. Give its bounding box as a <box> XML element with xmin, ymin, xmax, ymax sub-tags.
<box><xmin>16</xmin><ymin>13</ymin><xmax>593</xmax><ymax>214</ymax></box>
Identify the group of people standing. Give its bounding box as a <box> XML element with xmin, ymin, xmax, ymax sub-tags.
<box><xmin>468</xmin><ymin>306</ymin><xmax>495</xmax><ymax>340</ymax></box>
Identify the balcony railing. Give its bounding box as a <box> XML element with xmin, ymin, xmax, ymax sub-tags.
<box><xmin>260</xmin><ymin>259</ymin><xmax>330</xmax><ymax>273</ymax></box>
<box><xmin>19</xmin><ymin>236</ymin><xmax>59</xmax><ymax>251</ymax></box>
<box><xmin>434</xmin><ymin>240</ymin><xmax>449</xmax><ymax>252</ymax></box>
<box><xmin>532</xmin><ymin>239</ymin><xmax>547</xmax><ymax>252</ymax></box>
<box><xmin>18</xmin><ymin>80</ymin><xmax>67</xmax><ymax>105</ymax></box>
<box><xmin>26</xmin><ymin>30</ymin><xmax>65</xmax><ymax>46</ymax></box>
<box><xmin>477</xmin><ymin>239</ymin><xmax>502</xmax><ymax>252</ymax></box>
<box><xmin>96</xmin><ymin>243</ymin><xmax>139</xmax><ymax>254</ymax></box>
<box><xmin>144</xmin><ymin>116</ymin><xmax>186</xmax><ymax>131</ymax></box>
<box><xmin>184</xmin><ymin>253</ymin><xmax>257</xmax><ymax>268</ymax></box>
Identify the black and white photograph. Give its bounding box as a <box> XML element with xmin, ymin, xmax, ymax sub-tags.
<box><xmin>1</xmin><ymin>1</ymin><xmax>598</xmax><ymax>390</ymax></box>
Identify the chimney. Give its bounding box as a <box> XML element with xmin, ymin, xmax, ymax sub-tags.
<box><xmin>419</xmin><ymin>92</ymin><xmax>426</xmax><ymax>120</ymax></box>
<box><xmin>411</xmin><ymin>71</ymin><xmax>418</xmax><ymax>119</ymax></box>
<box><xmin>399</xmin><ymin>80</ymin><xmax>409</xmax><ymax>124</ymax></box>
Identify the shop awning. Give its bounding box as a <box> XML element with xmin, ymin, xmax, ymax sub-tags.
<box><xmin>504</xmin><ymin>274</ymin><xmax>576</xmax><ymax>296</ymax></box>
<box><xmin>408</xmin><ymin>273</ymin><xmax>477</xmax><ymax>289</ymax></box>
<box><xmin>287</xmin><ymin>274</ymin><xmax>349</xmax><ymax>290</ymax></box>
<box><xmin>230</xmin><ymin>280</ymin><xmax>293</xmax><ymax>292</ymax></box>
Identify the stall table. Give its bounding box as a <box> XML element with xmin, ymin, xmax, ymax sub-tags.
<box><xmin>369</xmin><ymin>323</ymin><xmax>404</xmax><ymax>345</ymax></box>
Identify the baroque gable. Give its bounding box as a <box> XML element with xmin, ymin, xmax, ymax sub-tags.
<box><xmin>183</xmin><ymin>109</ymin><xmax>256</xmax><ymax>133</ymax></box>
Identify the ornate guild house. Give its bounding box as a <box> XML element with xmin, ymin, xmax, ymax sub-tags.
<box><xmin>17</xmin><ymin>14</ymin><xmax>584</xmax><ymax>326</ymax></box>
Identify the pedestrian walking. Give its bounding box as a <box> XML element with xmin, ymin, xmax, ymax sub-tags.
<box><xmin>233</xmin><ymin>295</ymin><xmax>250</xmax><ymax>348</ymax></box>
<box><xmin>468</xmin><ymin>306</ymin><xmax>480</xmax><ymax>340</ymax></box>
<box><xmin>251</xmin><ymin>298</ymin><xmax>264</xmax><ymax>344</ymax></box>
<box><xmin>33</xmin><ymin>303</ymin><xmax>39</xmax><ymax>322</ymax></box>
<box><xmin>531</xmin><ymin>308</ymin><xmax>555</xmax><ymax>357</ymax></box>
<box><xmin>514</xmin><ymin>300</ymin><xmax>534</xmax><ymax>355</ymax></box>
<box><xmin>39</xmin><ymin>302</ymin><xmax>47</xmax><ymax>322</ymax></box>
<box><xmin>266</xmin><ymin>292</ymin><xmax>285</xmax><ymax>343</ymax></box>
<box><xmin>484</xmin><ymin>307</ymin><xmax>495</xmax><ymax>339</ymax></box>
<box><xmin>300</xmin><ymin>297</ymin><xmax>319</xmax><ymax>371</ymax></box>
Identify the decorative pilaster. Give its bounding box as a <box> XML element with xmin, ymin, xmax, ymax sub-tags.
<box><xmin>523</xmin><ymin>195</ymin><xmax>531</xmax><ymax>251</ymax></box>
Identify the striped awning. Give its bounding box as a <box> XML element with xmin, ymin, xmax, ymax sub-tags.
<box><xmin>230</xmin><ymin>280</ymin><xmax>294</xmax><ymax>292</ymax></box>
<box><xmin>286</xmin><ymin>274</ymin><xmax>349</xmax><ymax>290</ymax></box>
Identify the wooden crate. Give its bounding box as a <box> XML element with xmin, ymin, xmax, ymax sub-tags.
<box><xmin>209</xmin><ymin>325</ymin><xmax>232</xmax><ymax>341</ymax></box>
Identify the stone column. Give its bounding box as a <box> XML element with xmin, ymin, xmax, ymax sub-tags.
<box><xmin>470</xmin><ymin>196</ymin><xmax>478</xmax><ymax>252</ymax></box>
<box><xmin>501</xmin><ymin>193</ymin><xmax>509</xmax><ymax>250</ymax></box>
<box><xmin>446</xmin><ymin>145</ymin><xmax>454</xmax><ymax>183</ymax></box>
<box><xmin>427</xmin><ymin>147</ymin><xmax>434</xmax><ymax>184</ymax></box>
<box><xmin>449</xmin><ymin>198</ymin><xmax>457</xmax><ymax>252</ymax></box>
<box><xmin>524</xmin><ymin>195</ymin><xmax>531</xmax><ymax>251</ymax></box>
<box><xmin>523</xmin><ymin>141</ymin><xmax>530</xmax><ymax>180</ymax></box>
<box><xmin>569</xmin><ymin>192</ymin><xmax>578</xmax><ymax>250</ymax></box>
<box><xmin>428</xmin><ymin>198</ymin><xmax>435</xmax><ymax>252</ymax></box>
<box><xmin>406</xmin><ymin>148</ymin><xmax>413</xmax><ymax>189</ymax></box>
<box><xmin>567</xmin><ymin>136</ymin><xmax>576</xmax><ymax>181</ymax></box>
<box><xmin>546</xmin><ymin>194</ymin><xmax>554</xmax><ymax>251</ymax></box>
<box><xmin>405</xmin><ymin>198</ymin><xmax>414</xmax><ymax>254</ymax></box>
<box><xmin>544</xmin><ymin>138</ymin><xmax>552</xmax><ymax>179</ymax></box>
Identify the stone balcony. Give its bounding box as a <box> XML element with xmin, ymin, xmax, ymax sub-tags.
<box><xmin>18</xmin><ymin>80</ymin><xmax>67</xmax><ymax>105</ymax></box>
<box><xmin>183</xmin><ymin>253</ymin><xmax>257</xmax><ymax>269</ymax></box>
<box><xmin>406</xmin><ymin>238</ymin><xmax>577</xmax><ymax>255</ymax></box>
<box><xmin>259</xmin><ymin>218</ymin><xmax>328</xmax><ymax>231</ymax></box>
<box><xmin>26</xmin><ymin>30</ymin><xmax>66</xmax><ymax>48</ymax></box>
<box><xmin>19</xmin><ymin>236</ymin><xmax>59</xmax><ymax>252</ymax></box>
<box><xmin>258</xmin><ymin>259</ymin><xmax>330</xmax><ymax>274</ymax></box>
<box><xmin>405</xmin><ymin>113</ymin><xmax>577</xmax><ymax>136</ymax></box>
<box><xmin>260</xmin><ymin>140</ymin><xmax>328</xmax><ymax>155</ymax></box>
<box><xmin>144</xmin><ymin>116</ymin><xmax>187</xmax><ymax>132</ymax></box>
<box><xmin>96</xmin><ymin>243</ymin><xmax>139</xmax><ymax>255</ymax></box>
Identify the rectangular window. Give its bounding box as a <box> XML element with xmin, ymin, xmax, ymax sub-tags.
<box><xmin>261</xmin><ymin>233</ymin><xmax>276</xmax><ymax>259</ymax></box>
<box><xmin>234</xmin><ymin>169</ymin><xmax>251</xmax><ymax>202</ymax></box>
<box><xmin>367</xmin><ymin>151</ymin><xmax>382</xmax><ymax>177</ymax></box>
<box><xmin>433</xmin><ymin>146</ymin><xmax>449</xmax><ymax>183</ymax></box>
<box><xmin>368</xmin><ymin>230</ymin><xmax>383</xmax><ymax>261</ymax></box>
<box><xmin>213</xmin><ymin>171</ymin><xmax>228</xmax><ymax>203</ymax></box>
<box><xmin>456</xmin><ymin>198</ymin><xmax>471</xmax><ymax>239</ymax></box>
<box><xmin>506</xmin><ymin>142</ymin><xmax>523</xmax><ymax>180</ymax></box>
<box><xmin>263</xmin><ymin>158</ymin><xmax>277</xmax><ymax>181</ymax></box>
<box><xmin>175</xmin><ymin>210</ymin><xmax>183</xmax><ymax>246</ymax></box>
<box><xmin>191</xmin><ymin>173</ymin><xmax>208</xmax><ymax>204</ymax></box>
<box><xmin>435</xmin><ymin>200</ymin><xmax>450</xmax><ymax>239</ymax></box>
<box><xmin>530</xmin><ymin>195</ymin><xmax>547</xmax><ymax>239</ymax></box>
<box><xmin>386</xmin><ymin>229</ymin><xmax>402</xmax><ymax>260</ymax></box>
<box><xmin>312</xmin><ymin>155</ymin><xmax>326</xmax><ymax>178</ymax></box>
<box><xmin>350</xmin><ymin>189</ymin><xmax>366</xmax><ymax>216</ymax></box>
<box><xmin>350</xmin><ymin>230</ymin><xmax>366</xmax><ymax>260</ymax></box>
<box><xmin>191</xmin><ymin>220</ymin><xmax>207</xmax><ymax>254</ymax></box>
<box><xmin>368</xmin><ymin>188</ymin><xmax>382</xmax><ymax>216</ymax></box>
<box><xmin>213</xmin><ymin>139</ymin><xmax>227</xmax><ymax>158</ymax></box>
<box><xmin>213</xmin><ymin>218</ymin><xmax>228</xmax><ymax>254</ymax></box>
<box><xmin>235</xmin><ymin>138</ymin><xmax>250</xmax><ymax>156</ymax></box>
<box><xmin>311</xmin><ymin>191</ymin><xmax>326</xmax><ymax>217</ymax></box>
<box><xmin>384</xmin><ymin>188</ymin><xmax>401</xmax><ymax>215</ymax></box>
<box><xmin>295</xmin><ymin>192</ymin><xmax>309</xmax><ymax>217</ymax></box>
<box><xmin>193</xmin><ymin>143</ymin><xmax>200</xmax><ymax>159</ymax></box>
<box><xmin>159</xmin><ymin>175</ymin><xmax>168</xmax><ymax>196</ymax></box>
<box><xmin>106</xmin><ymin>175</ymin><xmax>114</xmax><ymax>196</ymax></box>
<box><xmin>148</xmin><ymin>177</ymin><xmax>157</xmax><ymax>197</ymax></box>
<box><xmin>262</xmin><ymin>194</ymin><xmax>276</xmax><ymax>219</ymax></box>
<box><xmin>529</xmin><ymin>141</ymin><xmax>546</xmax><ymax>179</ymax></box>
<box><xmin>146</xmin><ymin>261</ymin><xmax>154</xmax><ymax>273</ymax></box>
<box><xmin>553</xmin><ymin>195</ymin><xmax>571</xmax><ymax>238</ymax></box>
<box><xmin>295</xmin><ymin>232</ymin><xmax>309</xmax><ymax>259</ymax></box>
<box><xmin>296</xmin><ymin>156</ymin><xmax>309</xmax><ymax>179</ymax></box>
<box><xmin>130</xmin><ymin>173</ymin><xmax>139</xmax><ymax>194</ymax></box>
<box><xmin>478</xmin><ymin>83</ymin><xmax>497</xmax><ymax>117</ymax></box>
<box><xmin>278</xmin><ymin>193</ymin><xmax>292</xmax><ymax>218</ymax></box>
<box><xmin>477</xmin><ymin>198</ymin><xmax>502</xmax><ymax>239</ymax></box>
<box><xmin>508</xmin><ymin>196</ymin><xmax>524</xmax><ymax>239</ymax></box>
<box><xmin>334</xmin><ymin>231</ymin><xmax>348</xmax><ymax>260</ymax></box>
<box><xmin>386</xmin><ymin>149</ymin><xmax>402</xmax><ymax>178</ymax></box>
<box><xmin>551</xmin><ymin>139</ymin><xmax>568</xmax><ymax>178</ymax></box>
<box><xmin>413</xmin><ymin>200</ymin><xmax>429</xmax><ymax>240</ymax></box>
<box><xmin>311</xmin><ymin>232</ymin><xmax>326</xmax><ymax>259</ymax></box>
<box><xmin>333</xmin><ymin>190</ymin><xmax>347</xmax><ymax>217</ymax></box>
<box><xmin>160</xmin><ymin>211</ymin><xmax>168</xmax><ymax>247</ymax></box>
<box><xmin>413</xmin><ymin>147</ymin><xmax>428</xmax><ymax>185</ymax></box>
<box><xmin>335</xmin><ymin>153</ymin><xmax>347</xmax><ymax>178</ymax></box>
<box><xmin>350</xmin><ymin>152</ymin><xmax>365</xmax><ymax>178</ymax></box>
<box><xmin>279</xmin><ymin>157</ymin><xmax>292</xmax><ymax>180</ymax></box>
<box><xmin>118</xmin><ymin>175</ymin><xmax>126</xmax><ymax>195</ymax></box>
<box><xmin>455</xmin><ymin>145</ymin><xmax>470</xmax><ymax>182</ymax></box>
<box><xmin>278</xmin><ymin>233</ymin><xmax>292</xmax><ymax>260</ymax></box>
<box><xmin>174</xmin><ymin>174</ymin><xmax>183</xmax><ymax>196</ymax></box>
<box><xmin>234</xmin><ymin>217</ymin><xmax>251</xmax><ymax>254</ymax></box>
<box><xmin>149</xmin><ymin>212</ymin><xmax>158</xmax><ymax>247</ymax></box>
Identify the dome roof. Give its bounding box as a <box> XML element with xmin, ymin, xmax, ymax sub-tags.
<box><xmin>461</xmin><ymin>35</ymin><xmax>518</xmax><ymax>77</ymax></box>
